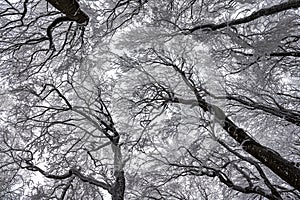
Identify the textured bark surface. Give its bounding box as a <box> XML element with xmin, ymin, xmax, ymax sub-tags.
<box><xmin>222</xmin><ymin>117</ymin><xmax>300</xmax><ymax>190</ymax></box>
<box><xmin>46</xmin><ymin>0</ymin><xmax>89</xmax><ymax>24</ymax></box>
<box><xmin>110</xmin><ymin>142</ymin><xmax>125</xmax><ymax>200</ymax></box>
<box><xmin>171</xmin><ymin>97</ymin><xmax>300</xmax><ymax>190</ymax></box>
<box><xmin>111</xmin><ymin>170</ymin><xmax>126</xmax><ymax>200</ymax></box>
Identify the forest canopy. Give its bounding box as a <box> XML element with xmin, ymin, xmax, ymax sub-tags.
<box><xmin>0</xmin><ymin>0</ymin><xmax>300</xmax><ymax>199</ymax></box>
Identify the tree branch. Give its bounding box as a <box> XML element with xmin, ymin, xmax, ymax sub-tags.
<box><xmin>232</xmin><ymin>50</ymin><xmax>300</xmax><ymax>58</ymax></box>
<box><xmin>169</xmin><ymin>163</ymin><xmax>281</xmax><ymax>199</ymax></box>
<box><xmin>47</xmin><ymin>16</ymin><xmax>74</xmax><ymax>49</ymax></box>
<box><xmin>157</xmin><ymin>57</ymin><xmax>300</xmax><ymax>190</ymax></box>
<box><xmin>168</xmin><ymin>95</ymin><xmax>300</xmax><ymax>190</ymax></box>
<box><xmin>188</xmin><ymin>0</ymin><xmax>300</xmax><ymax>32</ymax></box>
<box><xmin>24</xmin><ymin>162</ymin><xmax>111</xmax><ymax>191</ymax></box>
<box><xmin>46</xmin><ymin>0</ymin><xmax>89</xmax><ymax>25</ymax></box>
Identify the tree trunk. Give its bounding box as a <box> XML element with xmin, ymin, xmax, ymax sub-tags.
<box><xmin>110</xmin><ymin>142</ymin><xmax>125</xmax><ymax>200</ymax></box>
<box><xmin>111</xmin><ymin>170</ymin><xmax>126</xmax><ymax>200</ymax></box>
<box><xmin>46</xmin><ymin>0</ymin><xmax>89</xmax><ymax>24</ymax></box>
<box><xmin>172</xmin><ymin>96</ymin><xmax>300</xmax><ymax>190</ymax></box>
<box><xmin>222</xmin><ymin>117</ymin><xmax>300</xmax><ymax>190</ymax></box>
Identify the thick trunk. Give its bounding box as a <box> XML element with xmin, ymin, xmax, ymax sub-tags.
<box><xmin>46</xmin><ymin>0</ymin><xmax>89</xmax><ymax>24</ymax></box>
<box><xmin>111</xmin><ymin>170</ymin><xmax>126</xmax><ymax>200</ymax></box>
<box><xmin>172</xmin><ymin>97</ymin><xmax>300</xmax><ymax>190</ymax></box>
<box><xmin>222</xmin><ymin>117</ymin><xmax>300</xmax><ymax>190</ymax></box>
<box><xmin>110</xmin><ymin>142</ymin><xmax>125</xmax><ymax>200</ymax></box>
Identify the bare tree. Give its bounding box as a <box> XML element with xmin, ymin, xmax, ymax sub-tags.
<box><xmin>0</xmin><ymin>62</ymin><xmax>127</xmax><ymax>199</ymax></box>
<box><xmin>0</xmin><ymin>0</ymin><xmax>300</xmax><ymax>199</ymax></box>
<box><xmin>114</xmin><ymin>31</ymin><xmax>300</xmax><ymax>198</ymax></box>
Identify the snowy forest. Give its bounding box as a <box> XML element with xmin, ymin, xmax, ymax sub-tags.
<box><xmin>0</xmin><ymin>0</ymin><xmax>300</xmax><ymax>199</ymax></box>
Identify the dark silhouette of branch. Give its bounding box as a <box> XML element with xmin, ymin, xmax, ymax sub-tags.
<box><xmin>45</xmin><ymin>0</ymin><xmax>89</xmax><ymax>49</ymax></box>
<box><xmin>188</xmin><ymin>0</ymin><xmax>300</xmax><ymax>32</ymax></box>
<box><xmin>47</xmin><ymin>16</ymin><xmax>74</xmax><ymax>49</ymax></box>
<box><xmin>217</xmin><ymin>139</ymin><xmax>282</xmax><ymax>198</ymax></box>
<box><xmin>24</xmin><ymin>162</ymin><xmax>111</xmax><ymax>191</ymax></box>
<box><xmin>46</xmin><ymin>0</ymin><xmax>89</xmax><ymax>25</ymax></box>
<box><xmin>232</xmin><ymin>50</ymin><xmax>300</xmax><ymax>58</ymax></box>
<box><xmin>152</xmin><ymin>50</ymin><xmax>300</xmax><ymax>191</ymax></box>
<box><xmin>37</xmin><ymin>84</ymin><xmax>73</xmax><ymax>110</ymax></box>
<box><xmin>170</xmin><ymin>95</ymin><xmax>300</xmax><ymax>127</ymax></box>
<box><xmin>169</xmin><ymin>94</ymin><xmax>300</xmax><ymax>191</ymax></box>
<box><xmin>169</xmin><ymin>162</ymin><xmax>282</xmax><ymax>200</ymax></box>
<box><xmin>225</xmin><ymin>95</ymin><xmax>300</xmax><ymax>126</ymax></box>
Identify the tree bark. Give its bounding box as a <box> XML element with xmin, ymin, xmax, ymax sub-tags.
<box><xmin>189</xmin><ymin>0</ymin><xmax>300</xmax><ymax>32</ymax></box>
<box><xmin>110</xmin><ymin>141</ymin><xmax>125</xmax><ymax>200</ymax></box>
<box><xmin>46</xmin><ymin>0</ymin><xmax>89</xmax><ymax>24</ymax></box>
<box><xmin>222</xmin><ymin>116</ymin><xmax>300</xmax><ymax>191</ymax></box>
<box><xmin>111</xmin><ymin>170</ymin><xmax>126</xmax><ymax>200</ymax></box>
<box><xmin>172</xmin><ymin>96</ymin><xmax>300</xmax><ymax>190</ymax></box>
<box><xmin>167</xmin><ymin>61</ymin><xmax>300</xmax><ymax>190</ymax></box>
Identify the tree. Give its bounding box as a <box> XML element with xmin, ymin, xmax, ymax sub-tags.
<box><xmin>0</xmin><ymin>0</ymin><xmax>300</xmax><ymax>199</ymax></box>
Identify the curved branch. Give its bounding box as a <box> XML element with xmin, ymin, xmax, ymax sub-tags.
<box><xmin>169</xmin><ymin>163</ymin><xmax>281</xmax><ymax>200</ymax></box>
<box><xmin>47</xmin><ymin>16</ymin><xmax>74</xmax><ymax>49</ymax></box>
<box><xmin>168</xmin><ymin>96</ymin><xmax>300</xmax><ymax>190</ymax></box>
<box><xmin>46</xmin><ymin>0</ymin><xmax>89</xmax><ymax>25</ymax></box>
<box><xmin>37</xmin><ymin>84</ymin><xmax>73</xmax><ymax>109</ymax></box>
<box><xmin>20</xmin><ymin>0</ymin><xmax>29</xmax><ymax>22</ymax></box>
<box><xmin>176</xmin><ymin>94</ymin><xmax>300</xmax><ymax>127</ymax></box>
<box><xmin>225</xmin><ymin>95</ymin><xmax>300</xmax><ymax>126</ymax></box>
<box><xmin>217</xmin><ymin>139</ymin><xmax>282</xmax><ymax>198</ymax></box>
<box><xmin>188</xmin><ymin>0</ymin><xmax>300</xmax><ymax>32</ymax></box>
<box><xmin>155</xmin><ymin>54</ymin><xmax>300</xmax><ymax>190</ymax></box>
<box><xmin>24</xmin><ymin>162</ymin><xmax>111</xmax><ymax>192</ymax></box>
